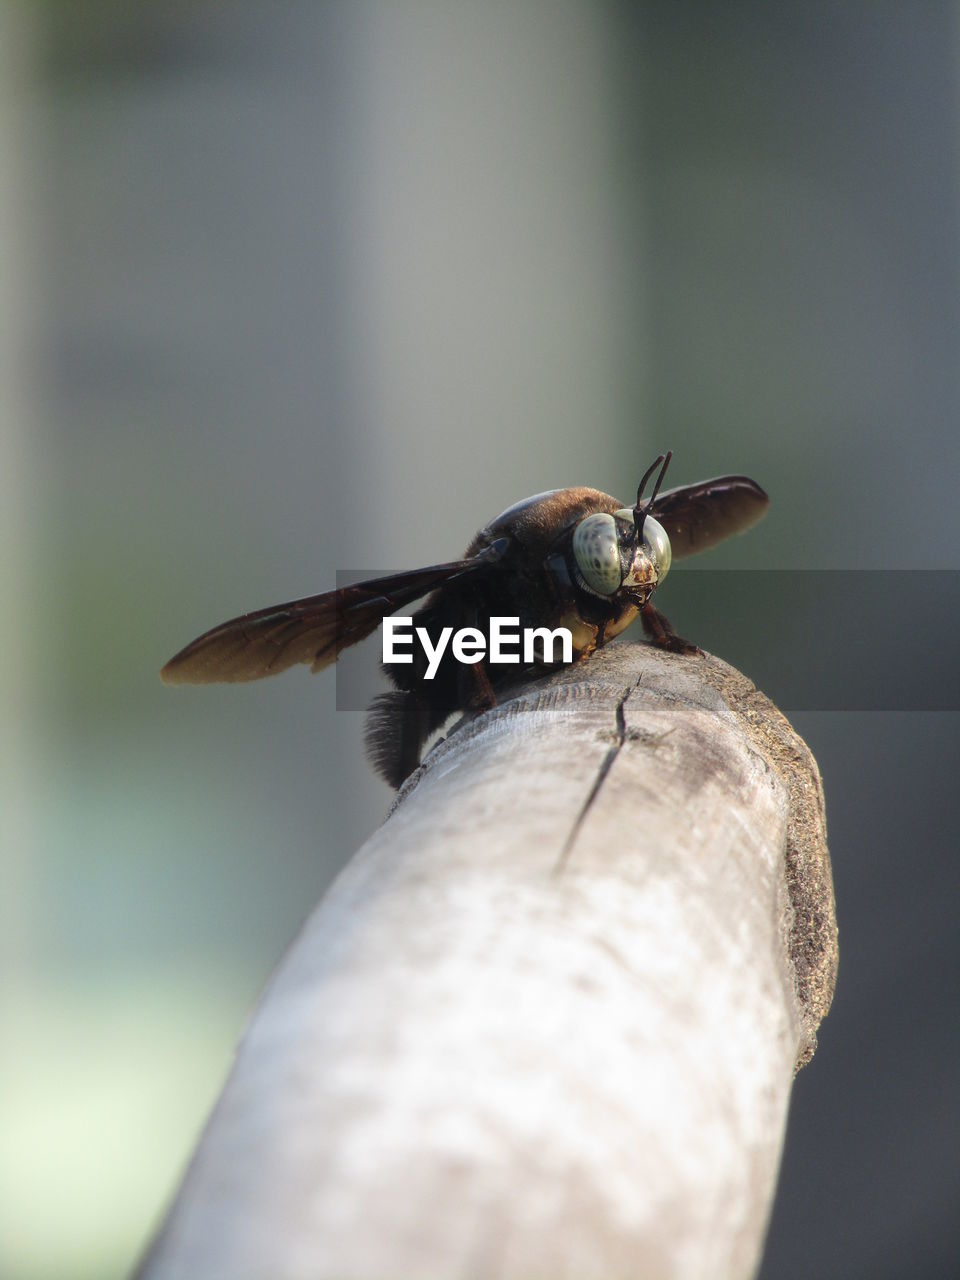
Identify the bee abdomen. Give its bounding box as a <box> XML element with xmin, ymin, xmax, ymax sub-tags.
<box><xmin>363</xmin><ymin>690</ymin><xmax>431</xmax><ymax>789</ymax></box>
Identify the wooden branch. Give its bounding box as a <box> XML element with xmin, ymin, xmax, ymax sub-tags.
<box><xmin>138</xmin><ymin>645</ymin><xmax>837</xmax><ymax>1280</ymax></box>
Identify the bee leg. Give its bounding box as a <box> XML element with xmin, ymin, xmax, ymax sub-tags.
<box><xmin>464</xmin><ymin>657</ymin><xmax>498</xmax><ymax>711</ymax></box>
<box><xmin>640</xmin><ymin>601</ymin><xmax>701</xmax><ymax>656</ymax></box>
<box><xmin>451</xmin><ymin>592</ymin><xmax>497</xmax><ymax>712</ymax></box>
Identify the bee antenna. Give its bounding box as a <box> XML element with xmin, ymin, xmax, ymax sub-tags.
<box><xmin>634</xmin><ymin>450</ymin><xmax>672</xmax><ymax>535</ymax></box>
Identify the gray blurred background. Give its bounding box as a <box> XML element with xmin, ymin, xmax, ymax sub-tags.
<box><xmin>1</xmin><ymin>2</ymin><xmax>958</xmax><ymax>1276</ymax></box>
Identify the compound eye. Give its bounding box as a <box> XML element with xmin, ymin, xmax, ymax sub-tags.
<box><xmin>642</xmin><ymin>514</ymin><xmax>672</xmax><ymax>581</ymax></box>
<box><xmin>572</xmin><ymin>512</ymin><xmax>622</xmax><ymax>596</ymax></box>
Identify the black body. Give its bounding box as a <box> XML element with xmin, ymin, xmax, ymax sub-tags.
<box><xmin>161</xmin><ymin>459</ymin><xmax>769</xmax><ymax>788</ymax></box>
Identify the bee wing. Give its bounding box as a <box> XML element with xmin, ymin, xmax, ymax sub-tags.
<box><xmin>161</xmin><ymin>548</ymin><xmax>502</xmax><ymax>685</ymax></box>
<box><xmin>652</xmin><ymin>476</ymin><xmax>769</xmax><ymax>559</ymax></box>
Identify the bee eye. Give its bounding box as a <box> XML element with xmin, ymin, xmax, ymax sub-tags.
<box><xmin>572</xmin><ymin>512</ymin><xmax>622</xmax><ymax>596</ymax></box>
<box><xmin>642</xmin><ymin>515</ymin><xmax>672</xmax><ymax>581</ymax></box>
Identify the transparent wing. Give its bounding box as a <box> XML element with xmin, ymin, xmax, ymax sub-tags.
<box><xmin>160</xmin><ymin>551</ymin><xmax>500</xmax><ymax>685</ymax></box>
<box><xmin>653</xmin><ymin>476</ymin><xmax>769</xmax><ymax>559</ymax></box>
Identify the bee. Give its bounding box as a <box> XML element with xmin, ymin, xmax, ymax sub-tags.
<box><xmin>161</xmin><ymin>453</ymin><xmax>768</xmax><ymax>787</ymax></box>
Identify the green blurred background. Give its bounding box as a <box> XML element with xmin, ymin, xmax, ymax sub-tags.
<box><xmin>1</xmin><ymin>2</ymin><xmax>957</xmax><ymax>1277</ymax></box>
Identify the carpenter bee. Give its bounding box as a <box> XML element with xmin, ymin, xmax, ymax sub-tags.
<box><xmin>161</xmin><ymin>453</ymin><xmax>768</xmax><ymax>787</ymax></box>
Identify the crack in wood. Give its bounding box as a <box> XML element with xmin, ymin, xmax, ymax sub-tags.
<box><xmin>553</xmin><ymin>679</ymin><xmax>637</xmax><ymax>875</ymax></box>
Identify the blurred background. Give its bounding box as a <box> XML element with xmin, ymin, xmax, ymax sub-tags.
<box><xmin>1</xmin><ymin>2</ymin><xmax>958</xmax><ymax>1276</ymax></box>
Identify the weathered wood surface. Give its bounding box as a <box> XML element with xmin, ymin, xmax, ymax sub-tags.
<box><xmin>139</xmin><ymin>645</ymin><xmax>837</xmax><ymax>1280</ymax></box>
